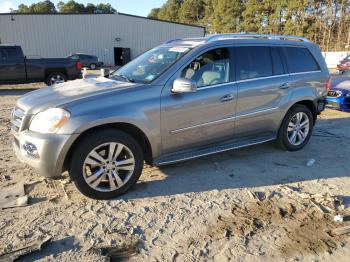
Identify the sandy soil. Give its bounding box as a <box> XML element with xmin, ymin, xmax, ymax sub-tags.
<box><xmin>1</xmin><ymin>89</ymin><xmax>350</xmax><ymax>261</ymax></box>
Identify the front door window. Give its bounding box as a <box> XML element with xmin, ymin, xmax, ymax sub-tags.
<box><xmin>181</xmin><ymin>48</ymin><xmax>230</xmax><ymax>88</ymax></box>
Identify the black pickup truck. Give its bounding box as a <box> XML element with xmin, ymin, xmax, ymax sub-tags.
<box><xmin>0</xmin><ymin>45</ymin><xmax>82</xmax><ymax>85</ymax></box>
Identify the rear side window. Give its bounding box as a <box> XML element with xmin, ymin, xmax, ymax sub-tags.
<box><xmin>271</xmin><ymin>47</ymin><xmax>285</xmax><ymax>75</ymax></box>
<box><xmin>236</xmin><ymin>46</ymin><xmax>273</xmax><ymax>80</ymax></box>
<box><xmin>282</xmin><ymin>47</ymin><xmax>320</xmax><ymax>73</ymax></box>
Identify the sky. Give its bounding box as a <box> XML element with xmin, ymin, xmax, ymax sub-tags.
<box><xmin>0</xmin><ymin>0</ymin><xmax>167</xmax><ymax>16</ymax></box>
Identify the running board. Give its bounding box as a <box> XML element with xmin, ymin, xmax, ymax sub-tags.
<box><xmin>154</xmin><ymin>136</ymin><xmax>275</xmax><ymax>166</ymax></box>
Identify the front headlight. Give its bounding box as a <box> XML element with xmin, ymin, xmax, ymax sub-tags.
<box><xmin>346</xmin><ymin>92</ymin><xmax>350</xmax><ymax>97</ymax></box>
<box><xmin>29</xmin><ymin>108</ymin><xmax>70</xmax><ymax>133</ymax></box>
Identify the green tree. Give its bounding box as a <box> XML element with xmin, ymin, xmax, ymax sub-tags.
<box><xmin>241</xmin><ymin>0</ymin><xmax>264</xmax><ymax>33</ymax></box>
<box><xmin>95</xmin><ymin>3</ymin><xmax>116</xmax><ymax>14</ymax></box>
<box><xmin>85</xmin><ymin>3</ymin><xmax>96</xmax><ymax>13</ymax></box>
<box><xmin>179</xmin><ymin>0</ymin><xmax>205</xmax><ymax>24</ymax></box>
<box><xmin>16</xmin><ymin>1</ymin><xmax>57</xmax><ymax>13</ymax></box>
<box><xmin>57</xmin><ymin>1</ymin><xmax>116</xmax><ymax>14</ymax></box>
<box><xmin>57</xmin><ymin>0</ymin><xmax>86</xmax><ymax>13</ymax></box>
<box><xmin>148</xmin><ymin>8</ymin><xmax>160</xmax><ymax>19</ymax></box>
<box><xmin>157</xmin><ymin>0</ymin><xmax>183</xmax><ymax>22</ymax></box>
<box><xmin>209</xmin><ymin>0</ymin><xmax>243</xmax><ymax>33</ymax></box>
<box><xmin>30</xmin><ymin>0</ymin><xmax>57</xmax><ymax>13</ymax></box>
<box><xmin>16</xmin><ymin>4</ymin><xmax>30</xmax><ymax>13</ymax></box>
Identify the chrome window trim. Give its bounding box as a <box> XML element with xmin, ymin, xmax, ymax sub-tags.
<box><xmin>198</xmin><ymin>81</ymin><xmax>235</xmax><ymax>90</ymax></box>
<box><xmin>236</xmin><ymin>74</ymin><xmax>288</xmax><ymax>83</ymax></box>
<box><xmin>289</xmin><ymin>70</ymin><xmax>322</xmax><ymax>76</ymax></box>
<box><xmin>197</xmin><ymin>70</ymin><xmax>322</xmax><ymax>89</ymax></box>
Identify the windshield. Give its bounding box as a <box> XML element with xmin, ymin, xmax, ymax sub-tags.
<box><xmin>110</xmin><ymin>46</ymin><xmax>192</xmax><ymax>84</ymax></box>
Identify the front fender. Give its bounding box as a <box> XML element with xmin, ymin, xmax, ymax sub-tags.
<box><xmin>57</xmin><ymin>85</ymin><xmax>162</xmax><ymax>158</ymax></box>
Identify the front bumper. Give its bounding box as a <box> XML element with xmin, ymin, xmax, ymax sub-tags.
<box><xmin>326</xmin><ymin>96</ymin><xmax>350</xmax><ymax>112</ymax></box>
<box><xmin>12</xmin><ymin>130</ymin><xmax>79</xmax><ymax>178</ymax></box>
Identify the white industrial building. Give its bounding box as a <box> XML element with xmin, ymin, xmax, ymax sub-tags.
<box><xmin>0</xmin><ymin>13</ymin><xmax>205</xmax><ymax>65</ymax></box>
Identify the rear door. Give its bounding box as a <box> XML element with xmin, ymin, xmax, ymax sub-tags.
<box><xmin>0</xmin><ymin>47</ymin><xmax>26</xmax><ymax>83</ymax></box>
<box><xmin>234</xmin><ymin>45</ymin><xmax>290</xmax><ymax>141</ymax></box>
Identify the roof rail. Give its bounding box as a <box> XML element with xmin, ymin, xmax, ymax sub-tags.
<box><xmin>164</xmin><ymin>38</ymin><xmax>183</xmax><ymax>44</ymax></box>
<box><xmin>163</xmin><ymin>38</ymin><xmax>206</xmax><ymax>45</ymax></box>
<box><xmin>207</xmin><ymin>33</ymin><xmax>310</xmax><ymax>43</ymax></box>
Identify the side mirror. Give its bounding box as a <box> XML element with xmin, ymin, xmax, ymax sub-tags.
<box><xmin>172</xmin><ymin>78</ymin><xmax>197</xmax><ymax>93</ymax></box>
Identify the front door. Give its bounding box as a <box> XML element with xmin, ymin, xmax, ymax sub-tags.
<box><xmin>234</xmin><ymin>46</ymin><xmax>290</xmax><ymax>141</ymax></box>
<box><xmin>161</xmin><ymin>47</ymin><xmax>237</xmax><ymax>154</ymax></box>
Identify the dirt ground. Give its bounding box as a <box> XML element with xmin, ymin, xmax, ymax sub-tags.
<box><xmin>1</xmin><ymin>87</ymin><xmax>350</xmax><ymax>261</ymax></box>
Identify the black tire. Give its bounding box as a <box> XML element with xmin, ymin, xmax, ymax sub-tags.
<box><xmin>90</xmin><ymin>63</ymin><xmax>96</xmax><ymax>70</ymax></box>
<box><xmin>277</xmin><ymin>104</ymin><xmax>314</xmax><ymax>151</ymax></box>
<box><xmin>45</xmin><ymin>72</ymin><xmax>67</xmax><ymax>86</ymax></box>
<box><xmin>69</xmin><ymin>129</ymin><xmax>144</xmax><ymax>199</ymax></box>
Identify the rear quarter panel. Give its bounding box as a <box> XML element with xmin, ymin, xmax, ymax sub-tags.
<box><xmin>26</xmin><ymin>58</ymin><xmax>80</xmax><ymax>81</ymax></box>
<box><xmin>275</xmin><ymin>43</ymin><xmax>328</xmax><ymax>127</ymax></box>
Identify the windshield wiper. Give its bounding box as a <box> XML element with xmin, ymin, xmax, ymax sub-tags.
<box><xmin>113</xmin><ymin>73</ymin><xmax>134</xmax><ymax>83</ymax></box>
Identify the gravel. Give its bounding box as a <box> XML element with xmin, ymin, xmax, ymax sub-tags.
<box><xmin>1</xmin><ymin>89</ymin><xmax>350</xmax><ymax>261</ymax></box>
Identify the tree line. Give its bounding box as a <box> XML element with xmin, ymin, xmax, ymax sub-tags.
<box><xmin>14</xmin><ymin>0</ymin><xmax>116</xmax><ymax>14</ymax></box>
<box><xmin>148</xmin><ymin>0</ymin><xmax>350</xmax><ymax>51</ymax></box>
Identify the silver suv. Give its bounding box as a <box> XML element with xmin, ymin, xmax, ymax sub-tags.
<box><xmin>11</xmin><ymin>34</ymin><xmax>329</xmax><ymax>199</ymax></box>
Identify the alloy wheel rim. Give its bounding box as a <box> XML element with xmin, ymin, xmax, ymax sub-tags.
<box><xmin>83</xmin><ymin>142</ymin><xmax>135</xmax><ymax>192</ymax></box>
<box><xmin>50</xmin><ymin>75</ymin><xmax>64</xmax><ymax>85</ymax></box>
<box><xmin>287</xmin><ymin>112</ymin><xmax>310</xmax><ymax>146</ymax></box>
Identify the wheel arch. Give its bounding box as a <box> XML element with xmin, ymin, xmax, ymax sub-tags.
<box><xmin>63</xmin><ymin>122</ymin><xmax>153</xmax><ymax>172</ymax></box>
<box><xmin>278</xmin><ymin>99</ymin><xmax>317</xmax><ymax>135</ymax></box>
<box><xmin>45</xmin><ymin>68</ymin><xmax>68</xmax><ymax>78</ymax></box>
<box><xmin>291</xmin><ymin>100</ymin><xmax>317</xmax><ymax>124</ymax></box>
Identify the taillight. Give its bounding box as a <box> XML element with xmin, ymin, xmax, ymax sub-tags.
<box><xmin>325</xmin><ymin>77</ymin><xmax>331</xmax><ymax>92</ymax></box>
<box><xmin>76</xmin><ymin>61</ymin><xmax>82</xmax><ymax>71</ymax></box>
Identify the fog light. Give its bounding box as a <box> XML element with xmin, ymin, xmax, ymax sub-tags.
<box><xmin>22</xmin><ymin>142</ymin><xmax>39</xmax><ymax>158</ymax></box>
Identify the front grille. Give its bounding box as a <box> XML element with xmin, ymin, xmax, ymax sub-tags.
<box><xmin>11</xmin><ymin>107</ymin><xmax>25</xmax><ymax>132</ymax></box>
<box><xmin>327</xmin><ymin>90</ymin><xmax>342</xmax><ymax>97</ymax></box>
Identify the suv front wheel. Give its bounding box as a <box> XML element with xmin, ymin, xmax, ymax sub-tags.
<box><xmin>69</xmin><ymin>129</ymin><xmax>144</xmax><ymax>199</ymax></box>
<box><xmin>277</xmin><ymin>104</ymin><xmax>314</xmax><ymax>151</ymax></box>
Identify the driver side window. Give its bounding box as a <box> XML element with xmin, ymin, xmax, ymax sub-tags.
<box><xmin>181</xmin><ymin>48</ymin><xmax>230</xmax><ymax>88</ymax></box>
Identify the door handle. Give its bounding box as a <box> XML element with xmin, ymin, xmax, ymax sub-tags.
<box><xmin>220</xmin><ymin>94</ymin><xmax>234</xmax><ymax>102</ymax></box>
<box><xmin>279</xmin><ymin>82</ymin><xmax>290</xmax><ymax>89</ymax></box>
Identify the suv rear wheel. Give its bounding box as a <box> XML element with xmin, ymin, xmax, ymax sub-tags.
<box><xmin>45</xmin><ymin>72</ymin><xmax>67</xmax><ymax>86</ymax></box>
<box><xmin>69</xmin><ymin>129</ymin><xmax>144</xmax><ymax>199</ymax></box>
<box><xmin>277</xmin><ymin>104</ymin><xmax>314</xmax><ymax>151</ymax></box>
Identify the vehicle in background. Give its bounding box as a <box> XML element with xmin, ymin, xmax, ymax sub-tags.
<box><xmin>337</xmin><ymin>55</ymin><xmax>350</xmax><ymax>73</ymax></box>
<box><xmin>326</xmin><ymin>75</ymin><xmax>350</xmax><ymax>112</ymax></box>
<box><xmin>66</xmin><ymin>53</ymin><xmax>103</xmax><ymax>70</ymax></box>
<box><xmin>11</xmin><ymin>34</ymin><xmax>328</xmax><ymax>199</ymax></box>
<box><xmin>0</xmin><ymin>45</ymin><xmax>82</xmax><ymax>85</ymax></box>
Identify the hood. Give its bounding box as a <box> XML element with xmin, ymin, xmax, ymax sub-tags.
<box><xmin>330</xmin><ymin>76</ymin><xmax>350</xmax><ymax>92</ymax></box>
<box><xmin>17</xmin><ymin>77</ymin><xmax>139</xmax><ymax>114</ymax></box>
